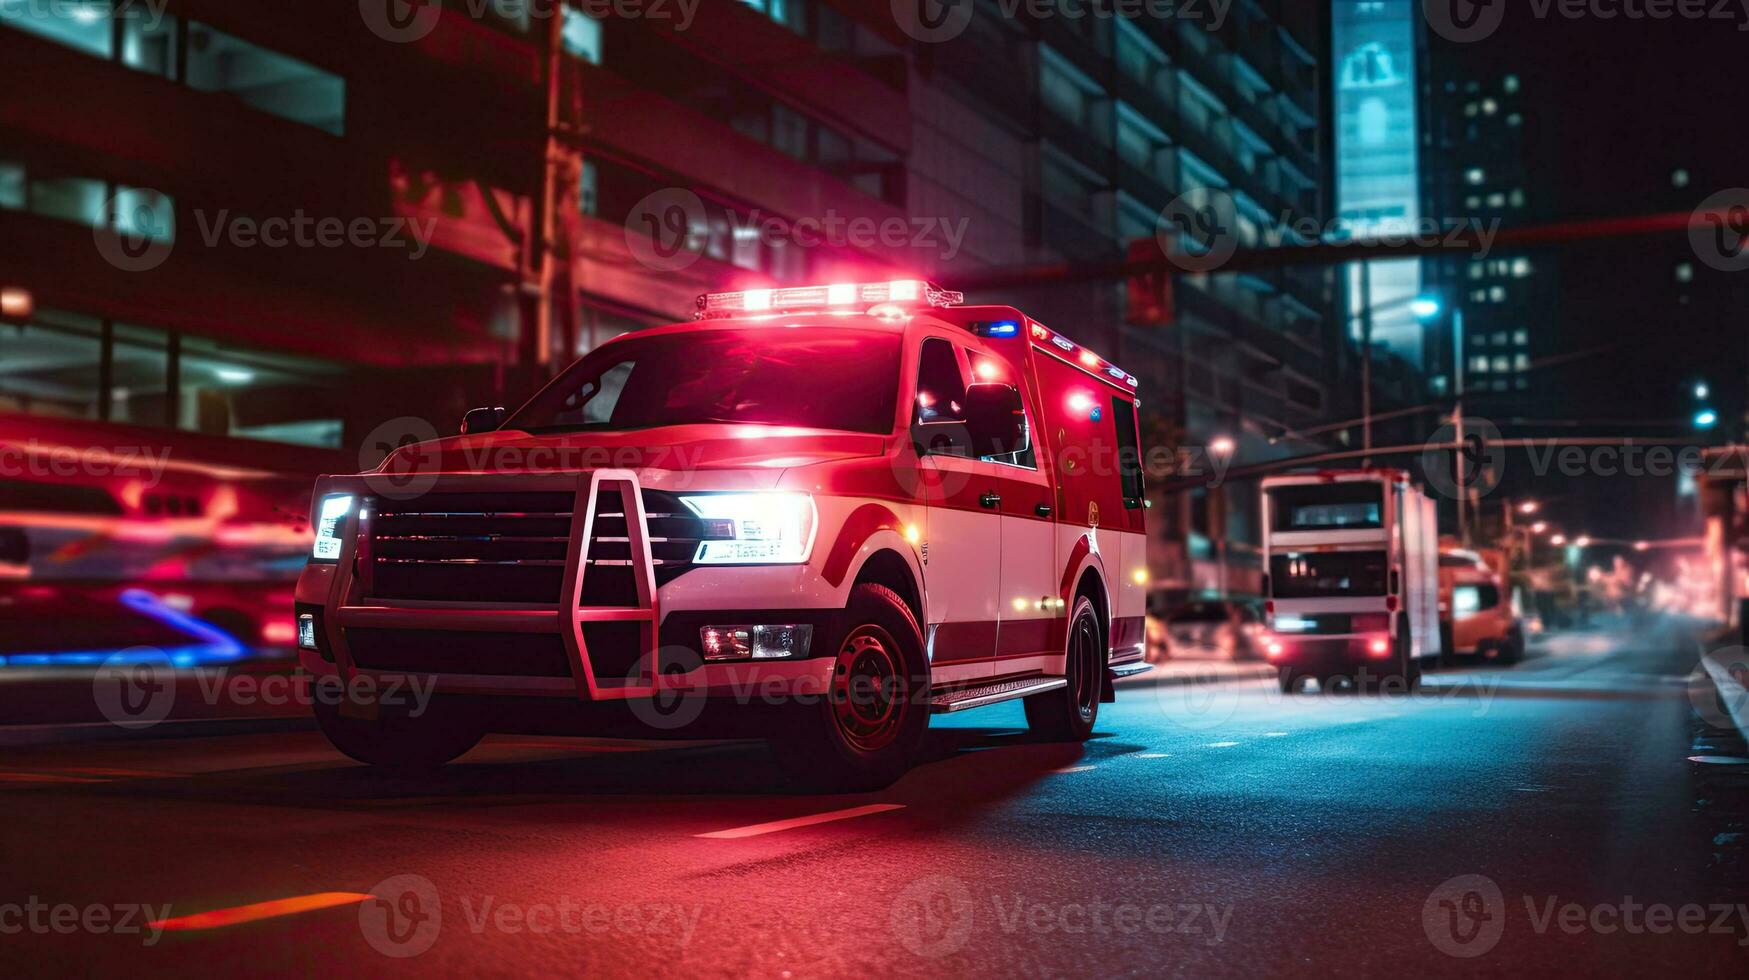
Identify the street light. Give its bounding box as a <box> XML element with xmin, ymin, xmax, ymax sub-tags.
<box><xmin>1550</xmin><ymin>534</ymin><xmax>1567</xmax><ymax>546</ymax></box>
<box><xmin>1695</xmin><ymin>382</ymin><xmax>1710</xmax><ymax>400</ymax></box>
<box><xmin>1634</xmin><ymin>541</ymin><xmax>1651</xmax><ymax>552</ymax></box>
<box><xmin>1410</xmin><ymin>297</ymin><xmax>1443</xmax><ymax>320</ymax></box>
<box><xmin>1574</xmin><ymin>536</ymin><xmax>1592</xmax><ymax>548</ymax></box>
<box><xmin>1532</xmin><ymin>521</ymin><xmax>1549</xmax><ymax>534</ymax></box>
<box><xmin>1518</xmin><ymin>501</ymin><xmax>1540</xmax><ymax>515</ymax></box>
<box><xmin>1209</xmin><ymin>436</ymin><xmax>1237</xmax><ymax>458</ymax></box>
<box><xmin>1694</xmin><ymin>409</ymin><xmax>1719</xmax><ymax>430</ymax></box>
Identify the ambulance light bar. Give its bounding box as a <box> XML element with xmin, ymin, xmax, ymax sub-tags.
<box><xmin>696</xmin><ymin>280</ymin><xmax>964</xmax><ymax>319</ymax></box>
<box><xmin>1029</xmin><ymin>323</ymin><xmax>1139</xmax><ymax>388</ymax></box>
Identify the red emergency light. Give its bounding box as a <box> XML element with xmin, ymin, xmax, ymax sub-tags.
<box><xmin>695</xmin><ymin>280</ymin><xmax>964</xmax><ymax>319</ymax></box>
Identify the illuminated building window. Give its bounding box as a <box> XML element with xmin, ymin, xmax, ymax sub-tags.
<box><xmin>1513</xmin><ymin>258</ymin><xmax>1532</xmax><ymax>278</ymax></box>
<box><xmin>562</xmin><ymin>11</ymin><xmax>602</xmax><ymax>64</ymax></box>
<box><xmin>1492</xmin><ymin>356</ymin><xmax>1510</xmax><ymax>373</ymax></box>
<box><xmin>1</xmin><ymin>9</ymin><xmax>345</xmax><ymax>135</ymax></box>
<box><xmin>1514</xmin><ymin>354</ymin><xmax>1531</xmax><ymax>372</ymax></box>
<box><xmin>1490</xmin><ymin>286</ymin><xmax>1506</xmax><ymax>302</ymax></box>
<box><xmin>1676</xmin><ymin>263</ymin><xmax>1695</xmax><ymax>283</ymax></box>
<box><xmin>186</xmin><ymin>25</ymin><xmax>345</xmax><ymax>136</ymax></box>
<box><xmin>2</xmin><ymin>0</ymin><xmax>113</xmax><ymax>57</ymax></box>
<box><xmin>741</xmin><ymin>0</ymin><xmax>807</xmax><ymax>34</ymax></box>
<box><xmin>1470</xmin><ymin>357</ymin><xmax>1490</xmax><ymax>374</ymax></box>
<box><xmin>1673</xmin><ymin>169</ymin><xmax>1691</xmax><ymax>188</ymax></box>
<box><xmin>0</xmin><ymin>308</ymin><xmax>348</xmax><ymax>446</ymax></box>
<box><xmin>1466</xmin><ymin>168</ymin><xmax>1486</xmax><ymax>185</ymax></box>
<box><xmin>1513</xmin><ymin>330</ymin><xmax>1529</xmax><ymax>346</ymax></box>
<box><xmin>1503</xmin><ymin>75</ymin><xmax>1520</xmax><ymax>93</ymax></box>
<box><xmin>0</xmin><ymin>162</ymin><xmax>27</xmax><ymax>210</ymax></box>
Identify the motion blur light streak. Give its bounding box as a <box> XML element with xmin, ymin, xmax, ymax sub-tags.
<box><xmin>151</xmin><ymin>893</ymin><xmax>373</xmax><ymax>931</ymax></box>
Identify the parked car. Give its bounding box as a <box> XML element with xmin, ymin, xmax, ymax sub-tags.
<box><xmin>1163</xmin><ymin>599</ymin><xmax>1267</xmax><ymax>661</ymax></box>
<box><xmin>1438</xmin><ymin>547</ymin><xmax>1525</xmax><ymax>664</ymax></box>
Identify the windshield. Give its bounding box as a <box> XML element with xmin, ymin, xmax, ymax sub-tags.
<box><xmin>1269</xmin><ymin>483</ymin><xmax>1385</xmax><ymax>531</ymax></box>
<box><xmin>507</xmin><ymin>328</ymin><xmax>902</xmax><ymax>434</ymax></box>
<box><xmin>1269</xmin><ymin>550</ymin><xmax>1389</xmax><ymax>599</ymax></box>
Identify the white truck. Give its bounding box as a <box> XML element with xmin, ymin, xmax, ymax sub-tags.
<box><xmin>1260</xmin><ymin>469</ymin><xmax>1442</xmax><ymax>693</ymax></box>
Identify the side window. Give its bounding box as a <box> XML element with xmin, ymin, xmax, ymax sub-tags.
<box><xmin>912</xmin><ymin>338</ymin><xmax>972</xmax><ymax>458</ymax></box>
<box><xmin>1111</xmin><ymin>396</ymin><xmax>1144</xmax><ymax>505</ymax></box>
<box><xmin>914</xmin><ymin>338</ymin><xmax>966</xmax><ymax>423</ymax></box>
<box><xmin>552</xmin><ymin>361</ymin><xmax>633</xmax><ymax>427</ymax></box>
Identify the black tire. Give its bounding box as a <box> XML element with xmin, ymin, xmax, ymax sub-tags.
<box><xmin>1319</xmin><ymin>673</ymin><xmax>1350</xmax><ymax>695</ymax></box>
<box><xmin>1496</xmin><ymin>627</ymin><xmax>1525</xmax><ymax>665</ymax></box>
<box><xmin>768</xmin><ymin>583</ymin><xmax>930</xmax><ymax>793</ymax></box>
<box><xmin>1277</xmin><ymin>667</ymin><xmax>1302</xmax><ymax>694</ymax></box>
<box><xmin>1024</xmin><ymin>594</ymin><xmax>1104</xmax><ymax>741</ymax></box>
<box><xmin>1365</xmin><ymin>623</ymin><xmax>1417</xmax><ymax>695</ymax></box>
<box><xmin>313</xmin><ymin>696</ymin><xmax>484</xmax><ymax>770</ymax></box>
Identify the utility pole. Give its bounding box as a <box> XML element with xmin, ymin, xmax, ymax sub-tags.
<box><xmin>522</xmin><ymin>0</ymin><xmax>584</xmax><ymax>371</ymax></box>
<box><xmin>1453</xmin><ymin>307</ymin><xmax>1469</xmax><ymax>547</ymax></box>
<box><xmin>1359</xmin><ymin>263</ymin><xmax>1373</xmax><ymax>464</ymax></box>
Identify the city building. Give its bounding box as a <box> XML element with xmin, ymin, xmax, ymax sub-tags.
<box><xmin>1</xmin><ymin>0</ymin><xmax>1356</xmax><ymax>602</ymax></box>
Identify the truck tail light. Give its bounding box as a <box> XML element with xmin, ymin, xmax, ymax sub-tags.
<box><xmin>1385</xmin><ymin>595</ymin><xmax>1399</xmax><ymax>612</ymax></box>
<box><xmin>1367</xmin><ymin>636</ymin><xmax>1392</xmax><ymax>657</ymax></box>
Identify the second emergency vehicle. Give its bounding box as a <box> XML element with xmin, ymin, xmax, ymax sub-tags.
<box><xmin>294</xmin><ymin>280</ymin><xmax>1151</xmax><ymax>789</ymax></box>
<box><xmin>1260</xmin><ymin>470</ymin><xmax>1442</xmax><ymax>693</ymax></box>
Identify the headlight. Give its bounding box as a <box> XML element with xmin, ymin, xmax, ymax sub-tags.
<box><xmin>311</xmin><ymin>494</ymin><xmax>353</xmax><ymax>562</ymax></box>
<box><xmin>680</xmin><ymin>493</ymin><xmax>816</xmax><ymax>565</ymax></box>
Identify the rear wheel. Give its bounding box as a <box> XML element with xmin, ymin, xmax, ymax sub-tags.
<box><xmin>1497</xmin><ymin>626</ymin><xmax>1525</xmax><ymax>665</ymax></box>
<box><xmin>1277</xmin><ymin>667</ymin><xmax>1301</xmax><ymax>695</ymax></box>
<box><xmin>313</xmin><ymin>696</ymin><xmax>484</xmax><ymax>770</ymax></box>
<box><xmin>768</xmin><ymin>583</ymin><xmax>930</xmax><ymax>793</ymax></box>
<box><xmin>1024</xmin><ymin>594</ymin><xmax>1104</xmax><ymax>741</ymax></box>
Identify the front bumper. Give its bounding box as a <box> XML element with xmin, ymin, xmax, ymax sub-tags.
<box><xmin>298</xmin><ymin>470</ymin><xmax>840</xmax><ymax>703</ymax></box>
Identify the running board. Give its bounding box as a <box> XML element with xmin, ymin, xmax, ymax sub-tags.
<box><xmin>931</xmin><ymin>677</ymin><xmax>1067</xmax><ymax>713</ymax></box>
<box><xmin>1108</xmin><ymin>661</ymin><xmax>1153</xmax><ymax>680</ymax></box>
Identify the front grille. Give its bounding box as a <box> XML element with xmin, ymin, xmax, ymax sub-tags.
<box><xmin>582</xmin><ymin>488</ymin><xmax>702</xmax><ymax>605</ymax></box>
<box><xmin>368</xmin><ymin>491</ymin><xmax>575</xmax><ymax>604</ymax></box>
<box><xmin>364</xmin><ymin>488</ymin><xmax>704</xmax><ymax>606</ymax></box>
<box><xmin>346</xmin><ymin>628</ymin><xmax>572</xmax><ymax>677</ymax></box>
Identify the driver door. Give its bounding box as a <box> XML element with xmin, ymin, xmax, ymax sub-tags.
<box><xmin>912</xmin><ymin>336</ymin><xmax>997</xmax><ymax>685</ymax></box>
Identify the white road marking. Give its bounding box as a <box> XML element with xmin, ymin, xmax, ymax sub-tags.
<box><xmin>1205</xmin><ymin>741</ymin><xmax>1241</xmax><ymax>748</ymax></box>
<box><xmin>1054</xmin><ymin>765</ymin><xmax>1097</xmax><ymax>774</ymax></box>
<box><xmin>694</xmin><ymin>803</ymin><xmax>905</xmax><ymax>839</ymax></box>
<box><xmin>1136</xmin><ymin>753</ymin><xmax>1171</xmax><ymax>759</ymax></box>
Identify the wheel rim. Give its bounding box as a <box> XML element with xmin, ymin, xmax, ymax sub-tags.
<box><xmin>831</xmin><ymin>626</ymin><xmax>906</xmax><ymax>753</ymax></box>
<box><xmin>1069</xmin><ymin>607</ymin><xmax>1099</xmax><ymax>722</ymax></box>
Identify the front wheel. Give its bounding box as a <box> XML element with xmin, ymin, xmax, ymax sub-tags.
<box><xmin>1024</xmin><ymin>595</ymin><xmax>1104</xmax><ymax>741</ymax></box>
<box><xmin>313</xmin><ymin>696</ymin><xmax>484</xmax><ymax>770</ymax></box>
<box><xmin>767</xmin><ymin>583</ymin><xmax>930</xmax><ymax>793</ymax></box>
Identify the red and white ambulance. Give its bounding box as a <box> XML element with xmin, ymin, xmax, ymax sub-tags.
<box><xmin>295</xmin><ymin>280</ymin><xmax>1151</xmax><ymax>789</ymax></box>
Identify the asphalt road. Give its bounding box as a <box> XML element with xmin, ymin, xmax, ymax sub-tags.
<box><xmin>2</xmin><ymin>620</ymin><xmax>1746</xmax><ymax>977</ymax></box>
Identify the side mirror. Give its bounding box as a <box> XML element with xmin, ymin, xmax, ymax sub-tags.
<box><xmin>963</xmin><ymin>383</ymin><xmax>1027</xmax><ymax>458</ymax></box>
<box><xmin>461</xmin><ymin>406</ymin><xmax>506</xmax><ymax>435</ymax></box>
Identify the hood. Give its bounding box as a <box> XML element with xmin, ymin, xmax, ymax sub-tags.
<box><xmin>377</xmin><ymin>424</ymin><xmax>888</xmax><ymax>478</ymax></box>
